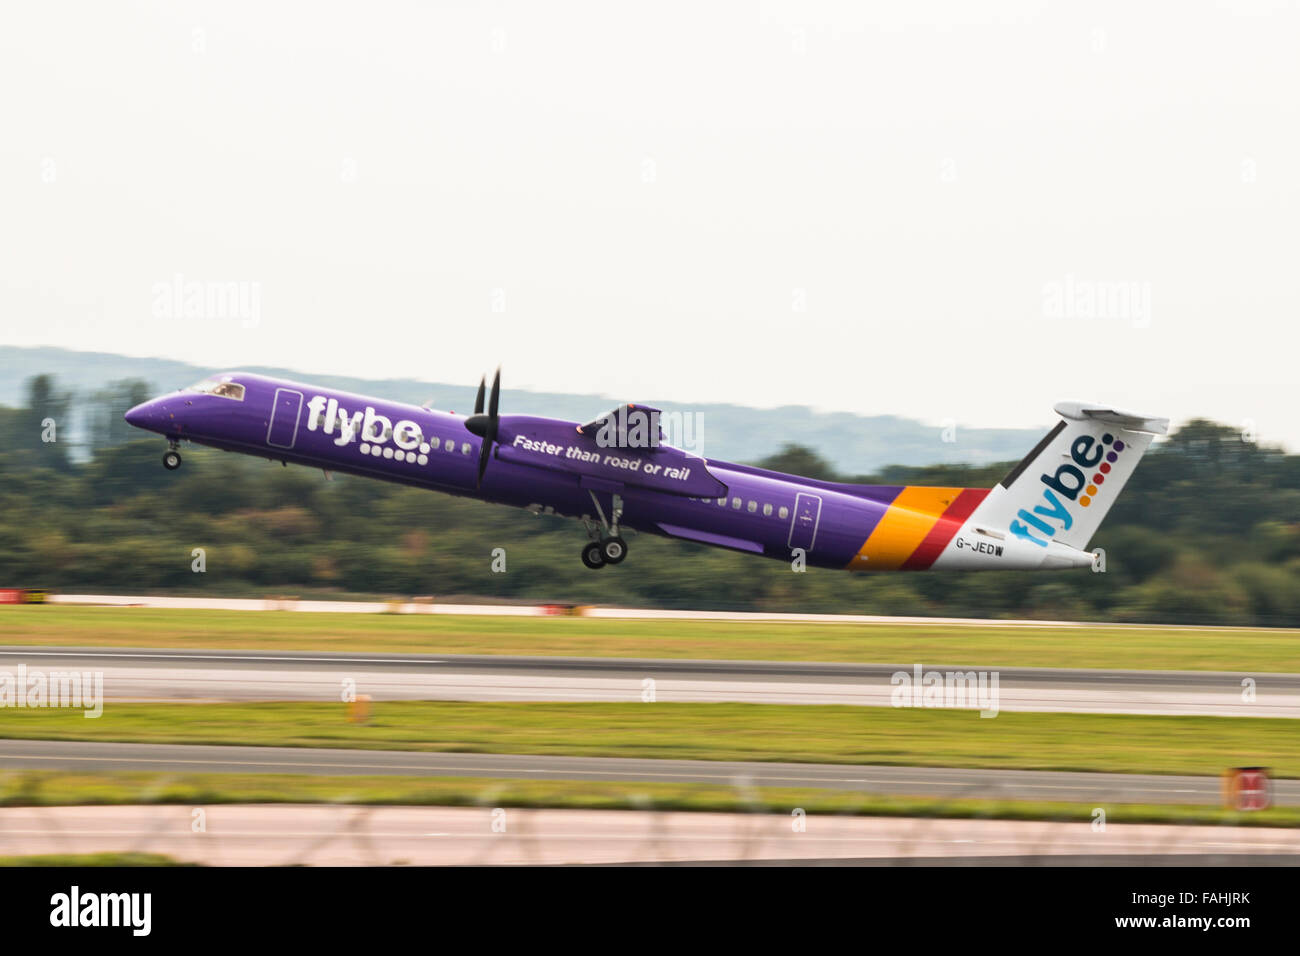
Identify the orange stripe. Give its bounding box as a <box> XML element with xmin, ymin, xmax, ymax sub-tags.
<box><xmin>847</xmin><ymin>487</ymin><xmax>968</xmax><ymax>571</ymax></box>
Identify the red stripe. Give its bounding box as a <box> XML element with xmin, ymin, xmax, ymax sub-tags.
<box><xmin>899</xmin><ymin>488</ymin><xmax>989</xmax><ymax>570</ymax></box>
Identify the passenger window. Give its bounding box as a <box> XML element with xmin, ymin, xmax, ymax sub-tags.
<box><xmin>462</xmin><ymin>442</ymin><xmax>471</xmax><ymax>454</ymax></box>
<box><xmin>763</xmin><ymin>503</ymin><xmax>772</xmax><ymax>516</ymax></box>
<box><xmin>747</xmin><ymin>500</ymin><xmax>757</xmax><ymax>513</ymax></box>
<box><xmin>731</xmin><ymin>497</ymin><xmax>741</xmax><ymax>509</ymax></box>
<box><xmin>778</xmin><ymin>506</ymin><xmax>789</xmax><ymax>519</ymax></box>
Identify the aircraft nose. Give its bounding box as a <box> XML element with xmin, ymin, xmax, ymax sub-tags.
<box><xmin>124</xmin><ymin>399</ymin><xmax>163</xmax><ymax>430</ymax></box>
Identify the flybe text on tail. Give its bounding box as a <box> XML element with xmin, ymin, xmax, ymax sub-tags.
<box><xmin>1010</xmin><ymin>432</ymin><xmax>1128</xmax><ymax>548</ymax></box>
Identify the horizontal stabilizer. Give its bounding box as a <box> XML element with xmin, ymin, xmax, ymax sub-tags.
<box><xmin>1052</xmin><ymin>402</ymin><xmax>1169</xmax><ymax>436</ymax></box>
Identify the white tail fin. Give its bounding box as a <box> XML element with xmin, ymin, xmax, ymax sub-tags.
<box><xmin>968</xmin><ymin>402</ymin><xmax>1168</xmax><ymax>552</ymax></box>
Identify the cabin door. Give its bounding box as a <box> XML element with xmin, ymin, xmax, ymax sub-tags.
<box><xmin>266</xmin><ymin>388</ymin><xmax>304</xmax><ymax>449</ymax></box>
<box><xmin>787</xmin><ymin>492</ymin><xmax>822</xmax><ymax>552</ymax></box>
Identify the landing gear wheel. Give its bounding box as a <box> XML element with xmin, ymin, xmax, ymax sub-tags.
<box><xmin>601</xmin><ymin>536</ymin><xmax>627</xmax><ymax>565</ymax></box>
<box><xmin>581</xmin><ymin>541</ymin><xmax>606</xmax><ymax>569</ymax></box>
<box><xmin>162</xmin><ymin>450</ymin><xmax>182</xmax><ymax>470</ymax></box>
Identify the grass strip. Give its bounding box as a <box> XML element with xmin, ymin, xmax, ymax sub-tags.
<box><xmin>2</xmin><ymin>700</ymin><xmax>1296</xmax><ymax>778</ymax></box>
<box><xmin>1</xmin><ymin>606</ymin><xmax>1298</xmax><ymax>671</ymax></box>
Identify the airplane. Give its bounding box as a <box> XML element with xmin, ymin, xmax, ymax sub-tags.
<box><xmin>124</xmin><ymin>370</ymin><xmax>1168</xmax><ymax>572</ymax></box>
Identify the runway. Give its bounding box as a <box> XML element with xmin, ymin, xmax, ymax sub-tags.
<box><xmin>43</xmin><ymin>592</ymin><xmax>1299</xmax><ymax>631</ymax></box>
<box><xmin>1</xmin><ymin>739</ymin><xmax>1295</xmax><ymax>806</ymax></box>
<box><xmin>2</xmin><ymin>645</ymin><xmax>1297</xmax><ymax>717</ymax></box>
<box><xmin>0</xmin><ymin>804</ymin><xmax>1295</xmax><ymax>865</ymax></box>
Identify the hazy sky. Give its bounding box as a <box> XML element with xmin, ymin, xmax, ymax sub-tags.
<box><xmin>2</xmin><ymin>1</ymin><xmax>1297</xmax><ymax>446</ymax></box>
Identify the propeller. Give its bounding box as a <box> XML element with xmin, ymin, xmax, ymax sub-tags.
<box><xmin>464</xmin><ymin>367</ymin><xmax>500</xmax><ymax>488</ymax></box>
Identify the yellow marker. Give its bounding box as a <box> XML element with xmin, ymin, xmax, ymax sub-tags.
<box><xmin>348</xmin><ymin>694</ymin><xmax>371</xmax><ymax>724</ymax></box>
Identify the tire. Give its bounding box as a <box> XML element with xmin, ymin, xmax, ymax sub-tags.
<box><xmin>601</xmin><ymin>536</ymin><xmax>627</xmax><ymax>564</ymax></box>
<box><xmin>162</xmin><ymin>450</ymin><xmax>182</xmax><ymax>470</ymax></box>
<box><xmin>581</xmin><ymin>541</ymin><xmax>606</xmax><ymax>569</ymax></box>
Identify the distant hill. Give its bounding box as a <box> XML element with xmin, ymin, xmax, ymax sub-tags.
<box><xmin>0</xmin><ymin>346</ymin><xmax>1043</xmax><ymax>473</ymax></box>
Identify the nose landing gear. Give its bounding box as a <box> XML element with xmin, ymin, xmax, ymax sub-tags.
<box><xmin>581</xmin><ymin>541</ymin><xmax>606</xmax><ymax>569</ymax></box>
<box><xmin>600</xmin><ymin>535</ymin><xmax>627</xmax><ymax>564</ymax></box>
<box><xmin>579</xmin><ymin>491</ymin><xmax>629</xmax><ymax>568</ymax></box>
<box><xmin>162</xmin><ymin>441</ymin><xmax>182</xmax><ymax>470</ymax></box>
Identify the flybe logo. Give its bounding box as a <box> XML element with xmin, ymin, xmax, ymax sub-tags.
<box><xmin>303</xmin><ymin>395</ymin><xmax>454</xmax><ymax>466</ymax></box>
<box><xmin>1009</xmin><ymin>432</ymin><xmax>1126</xmax><ymax>548</ymax></box>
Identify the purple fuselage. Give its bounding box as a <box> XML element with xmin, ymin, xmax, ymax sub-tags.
<box><xmin>125</xmin><ymin>371</ymin><xmax>916</xmax><ymax>570</ymax></box>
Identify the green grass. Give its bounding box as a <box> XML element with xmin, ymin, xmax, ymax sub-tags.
<box><xmin>1</xmin><ymin>770</ymin><xmax>1297</xmax><ymax>829</ymax></box>
<box><xmin>3</xmin><ymin>700</ymin><xmax>1297</xmax><ymax>778</ymax></box>
<box><xmin>2</xmin><ymin>605</ymin><xmax>1298</xmax><ymax>671</ymax></box>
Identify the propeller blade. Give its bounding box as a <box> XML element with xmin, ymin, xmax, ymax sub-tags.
<box><xmin>464</xmin><ymin>368</ymin><xmax>500</xmax><ymax>440</ymax></box>
<box><xmin>468</xmin><ymin>368</ymin><xmax>501</xmax><ymax>488</ymax></box>
<box><xmin>476</xmin><ymin>424</ymin><xmax>494</xmax><ymax>488</ymax></box>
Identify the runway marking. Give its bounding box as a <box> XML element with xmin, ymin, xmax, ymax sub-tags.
<box><xmin>6</xmin><ymin>647</ymin><xmax>1297</xmax><ymax>718</ymax></box>
<box><xmin>46</xmin><ymin>594</ymin><xmax>1300</xmax><ymax>634</ymax></box>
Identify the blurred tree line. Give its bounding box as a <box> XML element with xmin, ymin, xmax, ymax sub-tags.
<box><xmin>2</xmin><ymin>375</ymin><xmax>1299</xmax><ymax>626</ymax></box>
<box><xmin>0</xmin><ymin>375</ymin><xmax>151</xmax><ymax>466</ymax></box>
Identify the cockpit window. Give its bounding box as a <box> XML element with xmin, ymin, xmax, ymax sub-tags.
<box><xmin>188</xmin><ymin>377</ymin><xmax>245</xmax><ymax>401</ymax></box>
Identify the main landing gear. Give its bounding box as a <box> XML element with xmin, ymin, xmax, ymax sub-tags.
<box><xmin>580</xmin><ymin>491</ymin><xmax>628</xmax><ymax>569</ymax></box>
<box><xmin>162</xmin><ymin>441</ymin><xmax>182</xmax><ymax>471</ymax></box>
